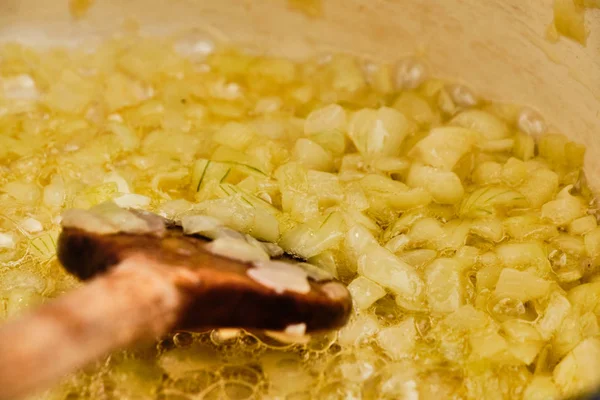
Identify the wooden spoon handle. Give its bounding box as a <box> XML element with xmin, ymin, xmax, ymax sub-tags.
<box><xmin>0</xmin><ymin>255</ymin><xmax>194</xmax><ymax>400</ymax></box>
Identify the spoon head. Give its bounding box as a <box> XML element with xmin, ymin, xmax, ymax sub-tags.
<box><xmin>57</xmin><ymin>225</ymin><xmax>352</xmax><ymax>334</ymax></box>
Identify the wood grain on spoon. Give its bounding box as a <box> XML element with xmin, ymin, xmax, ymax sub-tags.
<box><xmin>0</xmin><ymin>221</ymin><xmax>352</xmax><ymax>400</ymax></box>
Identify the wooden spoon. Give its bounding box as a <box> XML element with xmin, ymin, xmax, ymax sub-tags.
<box><xmin>0</xmin><ymin>212</ymin><xmax>352</xmax><ymax>400</ymax></box>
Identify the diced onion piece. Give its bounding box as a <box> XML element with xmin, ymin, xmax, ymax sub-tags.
<box><xmin>44</xmin><ymin>69</ymin><xmax>95</xmax><ymax>113</ymax></box>
<box><xmin>518</xmin><ymin>108</ymin><xmax>546</xmax><ymax>136</ymax></box>
<box><xmin>384</xmin><ymin>234</ymin><xmax>410</xmax><ymax>253</ymax></box>
<box><xmin>347</xmin><ymin>107</ymin><xmax>409</xmax><ymax>158</ymax></box>
<box><xmin>478</xmin><ymin>138</ymin><xmax>515</xmax><ymax>153</ymax></box>
<box><xmin>376</xmin><ymin>317</ymin><xmax>417</xmax><ymax>360</ymax></box>
<box><xmin>244</xmin><ymin>235</ymin><xmax>284</xmax><ymax>258</ymax></box>
<box><xmin>264</xmin><ymin>330</ymin><xmax>311</xmax><ymax>345</ymax></box>
<box><xmin>296</xmin><ymin>262</ymin><xmax>334</xmax><ymax>282</ymax></box>
<box><xmin>292</xmin><ymin>138</ymin><xmax>334</xmax><ymax>172</ymax></box>
<box><xmin>537</xmin><ymin>291</ymin><xmax>572</xmax><ymax>340</ymax></box>
<box><xmin>43</xmin><ymin>176</ymin><xmax>66</xmax><ymax>208</ymax></box>
<box><xmin>0</xmin><ymin>233</ymin><xmax>16</xmax><ymax>249</ymax></box>
<box><xmin>469</xmin><ymin>331</ymin><xmax>508</xmax><ymax>360</ymax></box>
<box><xmin>309</xmin><ymin>129</ymin><xmax>347</xmax><ymax>156</ymax></box>
<box><xmin>448</xmin><ymin>84</ymin><xmax>478</xmax><ymax>107</ymax></box>
<box><xmin>450</xmin><ymin>109</ymin><xmax>509</xmax><ymax>140</ymax></box>
<box><xmin>20</xmin><ymin>218</ymin><xmax>43</xmax><ymax>234</ymax></box>
<box><xmin>523</xmin><ymin>376</ymin><xmax>560</xmax><ymax>400</ymax></box>
<box><xmin>206</xmin><ymin>236</ymin><xmax>269</xmax><ymax>263</ymax></box>
<box><xmin>61</xmin><ymin>209</ymin><xmax>119</xmax><ymax>235</ymax></box>
<box><xmin>459</xmin><ymin>186</ymin><xmax>527</xmax><ymax>218</ymax></box>
<box><xmin>508</xmin><ymin>340</ymin><xmax>544</xmax><ymax>365</ymax></box>
<box><xmin>395</xmin><ymin>58</ymin><xmax>427</xmax><ymax>90</ymax></box>
<box><xmin>304</xmin><ymin>104</ymin><xmax>347</xmax><ymax>135</ymax></box>
<box><xmin>541</xmin><ymin>186</ymin><xmax>586</xmax><ymax>226</ymax></box>
<box><xmin>553</xmin><ymin>0</ymin><xmax>588</xmax><ymax>45</ymax></box>
<box><xmin>372</xmin><ymin>157</ymin><xmax>410</xmax><ymax>175</ymax></box>
<box><xmin>347</xmin><ymin>276</ymin><xmax>386</xmax><ymax>310</ymax></box>
<box><xmin>501</xmin><ymin>157</ymin><xmax>527</xmax><ymax>187</ymax></box>
<box><xmin>158</xmin><ymin>199</ymin><xmax>193</xmax><ymax>219</ymax></box>
<box><xmin>437</xmin><ymin>87</ymin><xmax>457</xmax><ymax>116</ymax></box>
<box><xmin>113</xmin><ymin>194</ymin><xmax>151</xmax><ymax>208</ymax></box>
<box><xmin>2</xmin><ymin>74</ymin><xmax>38</xmax><ymax>100</ymax></box>
<box><xmin>436</xmin><ymin>220</ymin><xmax>471</xmax><ymax>251</ymax></box>
<box><xmin>364</xmin><ymin>62</ymin><xmax>394</xmax><ymax>94</ymax></box>
<box><xmin>1</xmin><ymin>182</ymin><xmax>40</xmax><ymax>205</ymax></box>
<box><xmin>425</xmin><ymin>258</ymin><xmax>463</xmax><ymax>313</ymax></box>
<box><xmin>502</xmin><ymin>320</ymin><xmax>544</xmax><ymax>364</ymax></box>
<box><xmin>338</xmin><ymin>314</ymin><xmax>380</xmax><ymax>346</ymax></box>
<box><xmin>212</xmin><ymin>329</ymin><xmax>241</xmax><ymax>343</ymax></box>
<box><xmin>476</xmin><ymin>264</ymin><xmax>503</xmax><ymax>292</ymax></box>
<box><xmin>406</xmin><ymin>164</ymin><xmax>464</xmax><ymax>204</ymax></box>
<box><xmin>494</xmin><ymin>268</ymin><xmax>551</xmax><ymax>302</ymax></box>
<box><xmin>358</xmin><ymin>243</ymin><xmax>424</xmax><ymax>303</ymax></box>
<box><xmin>470</xmin><ymin>217</ymin><xmax>504</xmax><ymax>242</ymax></box>
<box><xmin>409</xmin><ymin>217</ymin><xmax>444</xmax><ymax>244</ymax></box>
<box><xmin>553</xmin><ymin>311</ymin><xmax>599</xmax><ymax>361</ymax></box>
<box><xmin>513</xmin><ymin>134</ymin><xmax>536</xmax><ymax>161</ymax></box>
<box><xmin>472</xmin><ymin>161</ymin><xmax>502</xmax><ymax>186</ymax></box>
<box><xmin>503</xmin><ymin>214</ymin><xmax>558</xmax><ymax>241</ymax></box>
<box><xmin>568</xmin><ymin>215</ymin><xmax>597</xmax><ymax>235</ymax></box>
<box><xmin>392</xmin><ymin>92</ymin><xmax>434</xmax><ymax>127</ymax></box>
<box><xmin>518</xmin><ymin>168</ymin><xmax>559</xmax><ymax>208</ymax></box>
<box><xmin>554</xmin><ymin>338</ymin><xmax>600</xmax><ymax>396</ymax></box>
<box><xmin>308</xmin><ymin>251</ymin><xmax>339</xmax><ymax>279</ymax></box>
<box><xmin>567</xmin><ymin>282</ymin><xmax>600</xmax><ymax>316</ymax></box>
<box><xmin>181</xmin><ymin>214</ymin><xmax>223</xmax><ymax>236</ymax></box>
<box><xmin>107</xmin><ymin>121</ymin><xmax>140</xmax><ymax>151</ymax></box>
<box><xmin>399</xmin><ymin>249</ymin><xmax>437</xmax><ymax>269</ymax></box>
<box><xmin>551</xmin><ymin>234</ymin><xmax>585</xmax><ymax>256</ymax></box>
<box><xmin>104</xmin><ymin>172</ymin><xmax>131</xmax><ymax>194</ymax></box>
<box><xmin>321</xmin><ymin>282</ymin><xmax>349</xmax><ymax>301</ymax></box>
<box><xmin>284</xmin><ymin>323</ymin><xmax>307</xmax><ymax>336</ymax></box>
<box><xmin>408</xmin><ymin>127</ymin><xmax>477</xmax><ymax>170</ymax></box>
<box><xmin>584</xmin><ymin>227</ymin><xmax>600</xmax><ymax>261</ymax></box>
<box><xmin>496</xmin><ymin>242</ymin><xmax>551</xmax><ymax>274</ymax></box>
<box><xmin>61</xmin><ymin>202</ymin><xmax>164</xmax><ymax>236</ymax></box>
<box><xmin>307</xmin><ymin>170</ymin><xmax>344</xmax><ymax>206</ymax></box>
<box><xmin>344</xmin><ymin>224</ymin><xmax>379</xmax><ymax>272</ymax></box>
<box><xmin>214</xmin><ymin>122</ymin><xmax>255</xmax><ymax>150</ymax></box>
<box><xmin>442</xmin><ymin>305</ymin><xmax>491</xmax><ymax>331</ymax></box>
<box><xmin>194</xmin><ymin>194</ymin><xmax>280</xmax><ymax>242</ymax></box>
<box><xmin>248</xmin><ymin>260</ymin><xmax>310</xmax><ymax>294</ymax></box>
<box><xmin>359</xmin><ymin>174</ymin><xmax>431</xmax><ymax>214</ymax></box>
<box><xmin>502</xmin><ymin>319</ymin><xmax>542</xmax><ymax>342</ymax></box>
<box><xmin>387</xmin><ymin>188</ymin><xmax>432</xmax><ymax>211</ymax></box>
<box><xmin>279</xmin><ymin>212</ymin><xmax>344</xmax><ymax>259</ymax></box>
<box><xmin>455</xmin><ymin>246</ymin><xmax>480</xmax><ymax>268</ymax></box>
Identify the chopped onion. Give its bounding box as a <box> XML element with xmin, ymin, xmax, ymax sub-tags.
<box><xmin>113</xmin><ymin>193</ymin><xmax>151</xmax><ymax>208</ymax></box>
<box><xmin>0</xmin><ymin>233</ymin><xmax>16</xmax><ymax>249</ymax></box>
<box><xmin>347</xmin><ymin>276</ymin><xmax>386</xmax><ymax>310</ymax></box>
<box><xmin>61</xmin><ymin>202</ymin><xmax>165</xmax><ymax>236</ymax></box>
<box><xmin>20</xmin><ymin>218</ymin><xmax>43</xmax><ymax>234</ymax></box>
<box><xmin>181</xmin><ymin>214</ymin><xmax>223</xmax><ymax>236</ymax></box>
<box><xmin>265</xmin><ymin>330</ymin><xmax>311</xmax><ymax>344</ymax></box>
<box><xmin>205</xmin><ymin>236</ymin><xmax>269</xmax><ymax>263</ymax></box>
<box><xmin>517</xmin><ymin>108</ymin><xmax>546</xmax><ymax>136</ymax></box>
<box><xmin>394</xmin><ymin>58</ymin><xmax>427</xmax><ymax>90</ymax></box>
<box><xmin>248</xmin><ymin>260</ymin><xmax>311</xmax><ymax>294</ymax></box>
<box><xmin>104</xmin><ymin>172</ymin><xmax>131</xmax><ymax>194</ymax></box>
<box><xmin>376</xmin><ymin>317</ymin><xmax>416</xmax><ymax>360</ymax></box>
<box><xmin>296</xmin><ymin>262</ymin><xmax>334</xmax><ymax>282</ymax></box>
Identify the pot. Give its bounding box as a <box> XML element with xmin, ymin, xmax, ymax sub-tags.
<box><xmin>1</xmin><ymin>1</ymin><xmax>599</xmax><ymax>398</ymax></box>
